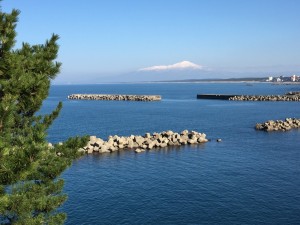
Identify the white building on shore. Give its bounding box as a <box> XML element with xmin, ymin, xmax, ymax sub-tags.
<box><xmin>266</xmin><ymin>74</ymin><xmax>299</xmax><ymax>82</ymax></box>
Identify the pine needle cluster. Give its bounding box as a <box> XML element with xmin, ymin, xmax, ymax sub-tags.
<box><xmin>0</xmin><ymin>5</ymin><xmax>88</xmax><ymax>225</ymax></box>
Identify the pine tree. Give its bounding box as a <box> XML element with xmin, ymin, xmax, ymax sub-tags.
<box><xmin>0</xmin><ymin>5</ymin><xmax>88</xmax><ymax>225</ymax></box>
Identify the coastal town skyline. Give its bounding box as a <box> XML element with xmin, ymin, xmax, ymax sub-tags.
<box><xmin>2</xmin><ymin>0</ymin><xmax>300</xmax><ymax>84</ymax></box>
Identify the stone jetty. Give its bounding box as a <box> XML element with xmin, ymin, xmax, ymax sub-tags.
<box><xmin>79</xmin><ymin>130</ymin><xmax>208</xmax><ymax>154</ymax></box>
<box><xmin>68</xmin><ymin>94</ymin><xmax>161</xmax><ymax>101</ymax></box>
<box><xmin>229</xmin><ymin>91</ymin><xmax>300</xmax><ymax>101</ymax></box>
<box><xmin>255</xmin><ymin>118</ymin><xmax>300</xmax><ymax>131</ymax></box>
<box><xmin>197</xmin><ymin>94</ymin><xmax>236</xmax><ymax>100</ymax></box>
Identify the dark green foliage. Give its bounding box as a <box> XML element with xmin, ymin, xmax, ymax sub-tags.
<box><xmin>0</xmin><ymin>5</ymin><xmax>88</xmax><ymax>225</ymax></box>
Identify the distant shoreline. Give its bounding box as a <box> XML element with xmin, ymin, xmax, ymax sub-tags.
<box><xmin>53</xmin><ymin>77</ymin><xmax>300</xmax><ymax>85</ymax></box>
<box><xmin>53</xmin><ymin>80</ymin><xmax>300</xmax><ymax>85</ymax></box>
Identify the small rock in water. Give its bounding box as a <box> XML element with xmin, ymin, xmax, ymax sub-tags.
<box><xmin>135</xmin><ymin>148</ymin><xmax>142</xmax><ymax>153</ymax></box>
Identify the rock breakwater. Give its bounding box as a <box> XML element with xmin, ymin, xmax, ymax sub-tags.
<box><xmin>229</xmin><ymin>91</ymin><xmax>300</xmax><ymax>101</ymax></box>
<box><xmin>68</xmin><ymin>94</ymin><xmax>161</xmax><ymax>101</ymax></box>
<box><xmin>79</xmin><ymin>130</ymin><xmax>208</xmax><ymax>154</ymax></box>
<box><xmin>255</xmin><ymin>118</ymin><xmax>300</xmax><ymax>131</ymax></box>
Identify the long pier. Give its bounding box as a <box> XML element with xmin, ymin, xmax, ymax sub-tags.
<box><xmin>197</xmin><ymin>93</ymin><xmax>300</xmax><ymax>101</ymax></box>
<box><xmin>197</xmin><ymin>94</ymin><xmax>239</xmax><ymax>100</ymax></box>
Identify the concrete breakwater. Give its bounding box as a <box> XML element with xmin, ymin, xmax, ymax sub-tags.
<box><xmin>197</xmin><ymin>91</ymin><xmax>300</xmax><ymax>101</ymax></box>
<box><xmin>229</xmin><ymin>91</ymin><xmax>300</xmax><ymax>101</ymax></box>
<box><xmin>79</xmin><ymin>130</ymin><xmax>208</xmax><ymax>154</ymax></box>
<box><xmin>255</xmin><ymin>118</ymin><xmax>300</xmax><ymax>131</ymax></box>
<box><xmin>197</xmin><ymin>94</ymin><xmax>237</xmax><ymax>100</ymax></box>
<box><xmin>68</xmin><ymin>94</ymin><xmax>161</xmax><ymax>101</ymax></box>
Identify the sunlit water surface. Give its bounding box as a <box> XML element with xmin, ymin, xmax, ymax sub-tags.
<box><xmin>42</xmin><ymin>83</ymin><xmax>300</xmax><ymax>225</ymax></box>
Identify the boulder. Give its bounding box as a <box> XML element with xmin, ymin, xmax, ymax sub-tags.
<box><xmin>168</xmin><ymin>140</ymin><xmax>175</xmax><ymax>146</ymax></box>
<box><xmin>118</xmin><ymin>137</ymin><xmax>126</xmax><ymax>145</ymax></box>
<box><xmin>148</xmin><ymin>142</ymin><xmax>155</xmax><ymax>149</ymax></box>
<box><xmin>181</xmin><ymin>130</ymin><xmax>189</xmax><ymax>135</ymax></box>
<box><xmin>94</xmin><ymin>138</ymin><xmax>104</xmax><ymax>146</ymax></box>
<box><xmin>135</xmin><ymin>148</ymin><xmax>142</xmax><ymax>153</ymax></box>
<box><xmin>199</xmin><ymin>137</ymin><xmax>208</xmax><ymax>143</ymax></box>
<box><xmin>48</xmin><ymin>143</ymin><xmax>54</xmax><ymax>149</ymax></box>
<box><xmin>144</xmin><ymin>138</ymin><xmax>152</xmax><ymax>145</ymax></box>
<box><xmin>78</xmin><ymin>148</ymin><xmax>86</xmax><ymax>153</ymax></box>
<box><xmin>160</xmin><ymin>143</ymin><xmax>168</xmax><ymax>148</ymax></box>
<box><xmin>127</xmin><ymin>139</ymin><xmax>134</xmax><ymax>148</ymax></box>
<box><xmin>133</xmin><ymin>142</ymin><xmax>139</xmax><ymax>148</ymax></box>
<box><xmin>134</xmin><ymin>136</ymin><xmax>144</xmax><ymax>146</ymax></box>
<box><xmin>144</xmin><ymin>133</ymin><xmax>151</xmax><ymax>138</ymax></box>
<box><xmin>166</xmin><ymin>130</ymin><xmax>174</xmax><ymax>137</ymax></box>
<box><xmin>187</xmin><ymin>138</ymin><xmax>197</xmax><ymax>144</ymax></box>
<box><xmin>90</xmin><ymin>136</ymin><xmax>97</xmax><ymax>142</ymax></box>
<box><xmin>99</xmin><ymin>146</ymin><xmax>110</xmax><ymax>153</ymax></box>
<box><xmin>109</xmin><ymin>146</ymin><xmax>118</xmax><ymax>152</ymax></box>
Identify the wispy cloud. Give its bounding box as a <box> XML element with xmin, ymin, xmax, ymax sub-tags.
<box><xmin>139</xmin><ymin>61</ymin><xmax>205</xmax><ymax>71</ymax></box>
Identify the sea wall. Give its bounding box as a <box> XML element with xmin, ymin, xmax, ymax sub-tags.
<box><xmin>229</xmin><ymin>92</ymin><xmax>300</xmax><ymax>101</ymax></box>
<box><xmin>68</xmin><ymin>94</ymin><xmax>161</xmax><ymax>101</ymax></box>
<box><xmin>255</xmin><ymin>118</ymin><xmax>300</xmax><ymax>131</ymax></box>
<box><xmin>79</xmin><ymin>130</ymin><xmax>208</xmax><ymax>154</ymax></box>
<box><xmin>197</xmin><ymin>94</ymin><xmax>236</xmax><ymax>100</ymax></box>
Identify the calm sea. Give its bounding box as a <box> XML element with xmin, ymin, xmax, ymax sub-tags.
<box><xmin>42</xmin><ymin>83</ymin><xmax>300</xmax><ymax>225</ymax></box>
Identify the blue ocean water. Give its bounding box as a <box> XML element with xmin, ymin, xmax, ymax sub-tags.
<box><xmin>43</xmin><ymin>83</ymin><xmax>300</xmax><ymax>225</ymax></box>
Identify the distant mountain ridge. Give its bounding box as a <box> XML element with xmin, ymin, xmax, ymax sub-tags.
<box><xmin>156</xmin><ymin>77</ymin><xmax>267</xmax><ymax>83</ymax></box>
<box><xmin>52</xmin><ymin>60</ymin><xmax>300</xmax><ymax>84</ymax></box>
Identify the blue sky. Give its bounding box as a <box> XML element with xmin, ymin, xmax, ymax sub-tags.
<box><xmin>1</xmin><ymin>0</ymin><xmax>300</xmax><ymax>83</ymax></box>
